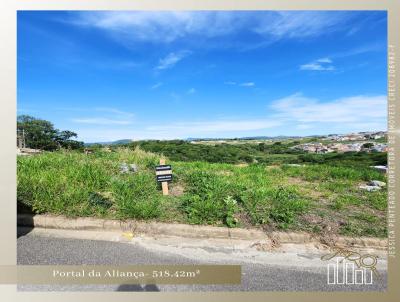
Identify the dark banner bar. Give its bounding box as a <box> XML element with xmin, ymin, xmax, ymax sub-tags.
<box><xmin>0</xmin><ymin>265</ymin><xmax>241</xmax><ymax>285</ymax></box>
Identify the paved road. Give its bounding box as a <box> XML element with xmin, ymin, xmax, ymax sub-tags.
<box><xmin>17</xmin><ymin>231</ymin><xmax>387</xmax><ymax>292</ymax></box>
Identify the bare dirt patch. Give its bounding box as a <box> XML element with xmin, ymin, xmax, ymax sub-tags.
<box><xmin>286</xmin><ymin>177</ymin><xmax>323</xmax><ymax>199</ymax></box>
<box><xmin>301</xmin><ymin>212</ymin><xmax>346</xmax><ymax>246</ymax></box>
<box><xmin>235</xmin><ymin>210</ymin><xmax>254</xmax><ymax>229</ymax></box>
<box><xmin>265</xmin><ymin>165</ymin><xmax>280</xmax><ymax>170</ymax></box>
<box><xmin>215</xmin><ymin>170</ymin><xmax>234</xmax><ymax>176</ymax></box>
<box><xmin>169</xmin><ymin>184</ymin><xmax>185</xmax><ymax>197</ymax></box>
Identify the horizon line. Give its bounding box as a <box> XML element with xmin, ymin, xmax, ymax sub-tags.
<box><xmin>82</xmin><ymin>129</ymin><xmax>387</xmax><ymax>144</ymax></box>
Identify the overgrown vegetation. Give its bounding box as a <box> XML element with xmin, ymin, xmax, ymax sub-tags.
<box><xmin>18</xmin><ymin>146</ymin><xmax>387</xmax><ymax>237</ymax></box>
<box><xmin>126</xmin><ymin>140</ymin><xmax>386</xmax><ymax>167</ymax></box>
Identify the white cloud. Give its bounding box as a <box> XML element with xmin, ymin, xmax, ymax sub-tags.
<box><xmin>151</xmin><ymin>82</ymin><xmax>163</xmax><ymax>89</ymax></box>
<box><xmin>147</xmin><ymin>119</ymin><xmax>281</xmax><ymax>134</ymax></box>
<box><xmin>332</xmin><ymin>43</ymin><xmax>384</xmax><ymax>58</ymax></box>
<box><xmin>299</xmin><ymin>44</ymin><xmax>383</xmax><ymax>73</ymax></box>
<box><xmin>254</xmin><ymin>11</ymin><xmax>353</xmax><ymax>39</ymax></box>
<box><xmin>70</xmin><ymin>11</ymin><xmax>355</xmax><ymax>45</ymax></box>
<box><xmin>71</xmin><ymin>107</ymin><xmax>134</xmax><ymax>125</ymax></box>
<box><xmin>300</xmin><ymin>58</ymin><xmax>335</xmax><ymax>71</ymax></box>
<box><xmin>74</xmin><ymin>128</ymin><xmax>139</xmax><ymax>142</ymax></box>
<box><xmin>296</xmin><ymin>124</ymin><xmax>313</xmax><ymax>130</ymax></box>
<box><xmin>69</xmin><ymin>94</ymin><xmax>386</xmax><ymax>141</ymax></box>
<box><xmin>270</xmin><ymin>93</ymin><xmax>387</xmax><ymax>124</ymax></box>
<box><xmin>71</xmin><ymin>11</ymin><xmax>242</xmax><ymax>44</ymax></box>
<box><xmin>71</xmin><ymin>118</ymin><xmax>132</xmax><ymax>125</ymax></box>
<box><xmin>187</xmin><ymin>88</ymin><xmax>196</xmax><ymax>94</ymax></box>
<box><xmin>156</xmin><ymin>50</ymin><xmax>190</xmax><ymax>70</ymax></box>
<box><xmin>300</xmin><ymin>63</ymin><xmax>334</xmax><ymax>71</ymax></box>
<box><xmin>240</xmin><ymin>82</ymin><xmax>255</xmax><ymax>87</ymax></box>
<box><xmin>94</xmin><ymin>107</ymin><xmax>134</xmax><ymax>118</ymax></box>
<box><xmin>316</xmin><ymin>58</ymin><xmax>332</xmax><ymax>63</ymax></box>
<box><xmin>74</xmin><ymin>118</ymin><xmax>282</xmax><ymax>142</ymax></box>
<box><xmin>225</xmin><ymin>81</ymin><xmax>255</xmax><ymax>87</ymax></box>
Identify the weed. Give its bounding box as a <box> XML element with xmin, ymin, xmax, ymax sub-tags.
<box><xmin>269</xmin><ymin>187</ymin><xmax>310</xmax><ymax>229</ymax></box>
<box><xmin>224</xmin><ymin>196</ymin><xmax>239</xmax><ymax>228</ymax></box>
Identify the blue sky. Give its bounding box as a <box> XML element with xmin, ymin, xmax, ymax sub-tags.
<box><xmin>18</xmin><ymin>11</ymin><xmax>387</xmax><ymax>142</ymax></box>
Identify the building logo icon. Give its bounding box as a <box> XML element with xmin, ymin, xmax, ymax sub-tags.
<box><xmin>327</xmin><ymin>257</ymin><xmax>374</xmax><ymax>285</ymax></box>
<box><xmin>321</xmin><ymin>248</ymin><xmax>379</xmax><ymax>285</ymax></box>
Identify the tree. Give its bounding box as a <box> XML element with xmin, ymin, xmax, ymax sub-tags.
<box><xmin>55</xmin><ymin>130</ymin><xmax>83</xmax><ymax>149</ymax></box>
<box><xmin>17</xmin><ymin>115</ymin><xmax>58</xmax><ymax>150</ymax></box>
<box><xmin>17</xmin><ymin>115</ymin><xmax>83</xmax><ymax>150</ymax></box>
<box><xmin>257</xmin><ymin>143</ymin><xmax>267</xmax><ymax>151</ymax></box>
<box><xmin>55</xmin><ymin>130</ymin><xmax>77</xmax><ymax>142</ymax></box>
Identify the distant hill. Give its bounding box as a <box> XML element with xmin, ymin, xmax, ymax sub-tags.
<box><xmin>186</xmin><ymin>135</ymin><xmax>301</xmax><ymax>141</ymax></box>
<box><xmin>84</xmin><ymin>134</ymin><xmax>346</xmax><ymax>146</ymax></box>
<box><xmin>86</xmin><ymin>136</ymin><xmax>316</xmax><ymax>146</ymax></box>
<box><xmin>84</xmin><ymin>139</ymin><xmax>132</xmax><ymax>146</ymax></box>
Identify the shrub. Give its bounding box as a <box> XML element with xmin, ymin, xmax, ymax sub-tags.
<box><xmin>111</xmin><ymin>173</ymin><xmax>162</xmax><ymax>219</ymax></box>
<box><xmin>269</xmin><ymin>187</ymin><xmax>310</xmax><ymax>229</ymax></box>
<box><xmin>180</xmin><ymin>171</ymin><xmax>231</xmax><ymax>225</ymax></box>
<box><xmin>181</xmin><ymin>194</ymin><xmax>225</xmax><ymax>225</ymax></box>
<box><xmin>224</xmin><ymin>196</ymin><xmax>239</xmax><ymax>228</ymax></box>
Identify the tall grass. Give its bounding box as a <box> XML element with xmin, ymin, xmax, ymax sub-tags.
<box><xmin>17</xmin><ymin>148</ymin><xmax>387</xmax><ymax>237</ymax></box>
<box><xmin>18</xmin><ymin>148</ymin><xmax>161</xmax><ymax>218</ymax></box>
<box><xmin>281</xmin><ymin>164</ymin><xmax>385</xmax><ymax>182</ymax></box>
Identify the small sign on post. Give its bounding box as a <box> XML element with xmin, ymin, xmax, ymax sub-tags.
<box><xmin>156</xmin><ymin>159</ymin><xmax>172</xmax><ymax>195</ymax></box>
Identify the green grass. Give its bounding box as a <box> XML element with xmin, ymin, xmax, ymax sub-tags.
<box><xmin>17</xmin><ymin>148</ymin><xmax>388</xmax><ymax>237</ymax></box>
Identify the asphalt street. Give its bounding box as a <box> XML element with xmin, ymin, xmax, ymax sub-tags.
<box><xmin>17</xmin><ymin>229</ymin><xmax>387</xmax><ymax>292</ymax></box>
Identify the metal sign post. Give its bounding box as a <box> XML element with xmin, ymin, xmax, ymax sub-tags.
<box><xmin>156</xmin><ymin>159</ymin><xmax>172</xmax><ymax>195</ymax></box>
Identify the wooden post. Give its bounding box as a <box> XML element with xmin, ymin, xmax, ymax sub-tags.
<box><xmin>159</xmin><ymin>158</ymin><xmax>169</xmax><ymax>196</ymax></box>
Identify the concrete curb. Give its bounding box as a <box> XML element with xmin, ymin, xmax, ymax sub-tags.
<box><xmin>17</xmin><ymin>214</ymin><xmax>387</xmax><ymax>249</ymax></box>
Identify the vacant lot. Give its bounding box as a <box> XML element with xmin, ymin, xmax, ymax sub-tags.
<box><xmin>128</xmin><ymin>139</ymin><xmax>387</xmax><ymax>166</ymax></box>
<box><xmin>17</xmin><ymin>147</ymin><xmax>387</xmax><ymax>238</ymax></box>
